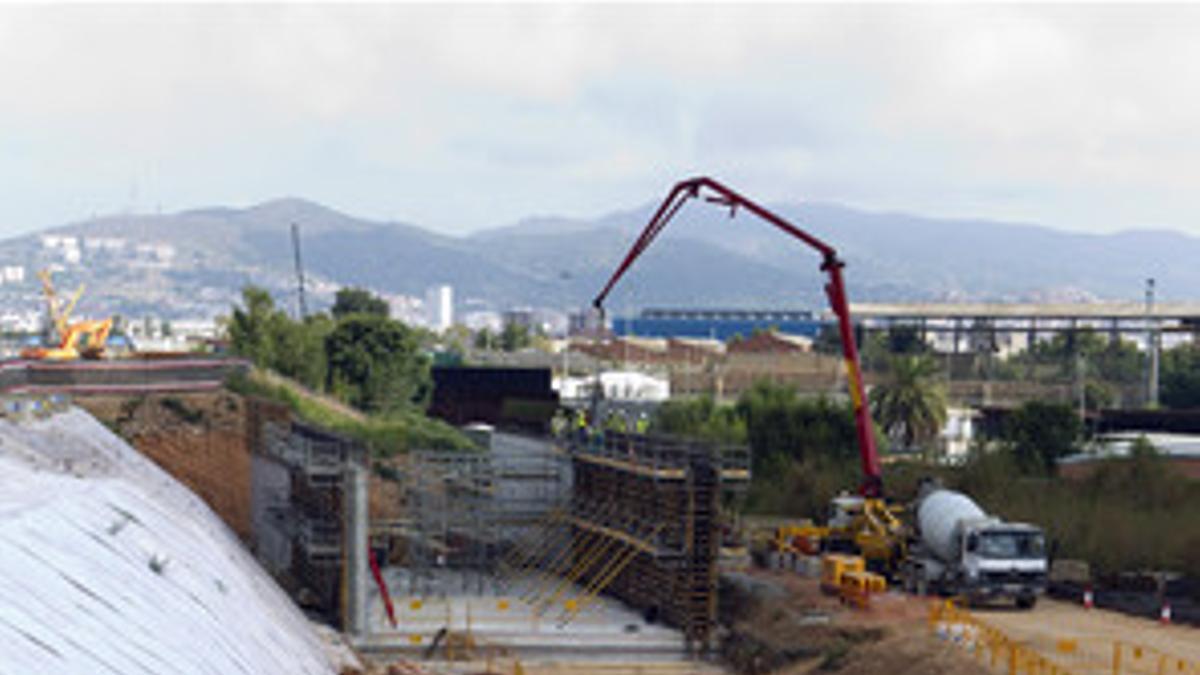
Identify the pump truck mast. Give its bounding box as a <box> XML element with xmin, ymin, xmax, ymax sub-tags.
<box><xmin>593</xmin><ymin>176</ymin><xmax>881</xmax><ymax>494</ymax></box>
<box><xmin>593</xmin><ymin>177</ymin><xmax>905</xmax><ymax>570</ymax></box>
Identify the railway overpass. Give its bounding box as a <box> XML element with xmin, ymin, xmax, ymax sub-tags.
<box><xmin>850</xmin><ymin>301</ymin><xmax>1200</xmax><ymax>356</ymax></box>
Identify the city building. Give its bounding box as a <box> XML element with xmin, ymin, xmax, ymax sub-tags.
<box><xmin>727</xmin><ymin>330</ymin><xmax>813</xmax><ymax>354</ymax></box>
<box><xmin>554</xmin><ymin>370</ymin><xmax>670</xmax><ymax>403</ymax></box>
<box><xmin>0</xmin><ymin>266</ymin><xmax>24</xmax><ymax>285</ymax></box>
<box><xmin>425</xmin><ymin>285</ymin><xmax>454</xmax><ymax>332</ymax></box>
<box><xmin>502</xmin><ymin>308</ymin><xmax>535</xmax><ymax>331</ymax></box>
<box><xmin>462</xmin><ymin>310</ymin><xmax>502</xmax><ymax>333</ymax></box>
<box><xmin>611</xmin><ymin>308</ymin><xmax>823</xmax><ymax>342</ymax></box>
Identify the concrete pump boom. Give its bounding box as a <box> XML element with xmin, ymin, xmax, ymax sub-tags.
<box><xmin>592</xmin><ymin>176</ymin><xmax>883</xmax><ymax>497</ymax></box>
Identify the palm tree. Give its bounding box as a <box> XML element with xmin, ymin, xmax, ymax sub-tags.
<box><xmin>870</xmin><ymin>354</ymin><xmax>948</xmax><ymax>459</ymax></box>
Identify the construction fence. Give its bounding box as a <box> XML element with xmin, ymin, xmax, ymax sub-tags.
<box><xmin>929</xmin><ymin>600</ymin><xmax>1200</xmax><ymax>675</ymax></box>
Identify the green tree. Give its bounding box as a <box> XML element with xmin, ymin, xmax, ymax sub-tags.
<box><xmin>858</xmin><ymin>331</ymin><xmax>892</xmax><ymax>372</ymax></box>
<box><xmin>886</xmin><ymin>324</ymin><xmax>928</xmax><ymax>355</ymax></box>
<box><xmin>228</xmin><ymin>285</ymin><xmax>334</xmax><ymax>389</ymax></box>
<box><xmin>332</xmin><ymin>287</ymin><xmax>390</xmax><ymax>319</ymax></box>
<box><xmin>325</xmin><ymin>315</ymin><xmax>430</xmax><ymax>414</ymax></box>
<box><xmin>652</xmin><ymin>396</ymin><xmax>746</xmax><ymax>444</ymax></box>
<box><xmin>1016</xmin><ymin>330</ymin><xmax>1145</xmax><ymax>384</ymax></box>
<box><xmin>274</xmin><ymin>314</ymin><xmax>334</xmax><ymax>391</ymax></box>
<box><xmin>735</xmin><ymin>381</ymin><xmax>860</xmax><ymax>473</ymax></box>
<box><xmin>474</xmin><ymin>327</ymin><xmax>495</xmax><ymax>351</ymax></box>
<box><xmin>870</xmin><ymin>354</ymin><xmax>948</xmax><ymax>457</ymax></box>
<box><xmin>1161</xmin><ymin>343</ymin><xmax>1200</xmax><ymax>409</ymax></box>
<box><xmin>1002</xmin><ymin>400</ymin><xmax>1082</xmax><ymax>474</ymax></box>
<box><xmin>228</xmin><ymin>286</ymin><xmax>282</xmax><ymax>367</ymax></box>
<box><xmin>500</xmin><ymin>322</ymin><xmax>531</xmax><ymax>352</ymax></box>
<box><xmin>813</xmin><ymin>325</ymin><xmax>842</xmax><ymax>355</ymax></box>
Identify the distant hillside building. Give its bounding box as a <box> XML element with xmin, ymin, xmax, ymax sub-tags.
<box><xmin>0</xmin><ymin>266</ymin><xmax>24</xmax><ymax>285</ymax></box>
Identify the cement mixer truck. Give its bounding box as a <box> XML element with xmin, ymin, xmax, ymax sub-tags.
<box><xmin>902</xmin><ymin>483</ymin><xmax>1047</xmax><ymax>608</ymax></box>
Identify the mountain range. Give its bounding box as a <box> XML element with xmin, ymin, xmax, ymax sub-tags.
<box><xmin>0</xmin><ymin>194</ymin><xmax>1194</xmax><ymax>321</ymax></box>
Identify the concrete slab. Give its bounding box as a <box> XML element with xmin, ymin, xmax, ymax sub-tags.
<box><xmin>360</xmin><ymin>568</ymin><xmax>692</xmax><ymax>662</ymax></box>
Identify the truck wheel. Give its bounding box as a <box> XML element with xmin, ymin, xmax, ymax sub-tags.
<box><xmin>1016</xmin><ymin>595</ymin><xmax>1036</xmax><ymax>610</ymax></box>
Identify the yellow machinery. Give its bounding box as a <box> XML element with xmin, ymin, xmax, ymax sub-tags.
<box><xmin>20</xmin><ymin>269</ymin><xmax>114</xmax><ymax>361</ymax></box>
<box><xmin>823</xmin><ymin>492</ymin><xmax>908</xmax><ymax>576</ymax></box>
<box><xmin>769</xmin><ymin>495</ymin><xmax>908</xmax><ymax>577</ymax></box>
<box><xmin>771</xmin><ymin>521</ymin><xmax>825</xmax><ymax>556</ymax></box>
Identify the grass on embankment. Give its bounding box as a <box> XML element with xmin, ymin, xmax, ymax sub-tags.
<box><xmin>225</xmin><ymin>368</ymin><xmax>476</xmax><ymax>456</ymax></box>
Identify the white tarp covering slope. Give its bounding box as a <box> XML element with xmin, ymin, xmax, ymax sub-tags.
<box><xmin>0</xmin><ymin>406</ymin><xmax>334</xmax><ymax>675</ymax></box>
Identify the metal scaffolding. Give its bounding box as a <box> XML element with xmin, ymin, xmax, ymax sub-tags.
<box><xmin>258</xmin><ymin>419</ymin><xmax>367</xmax><ymax>628</ymax></box>
<box><xmin>385</xmin><ymin>428</ymin><xmax>748</xmax><ymax>654</ymax></box>
<box><xmin>392</xmin><ymin>432</ymin><xmax>571</xmax><ymax>598</ymax></box>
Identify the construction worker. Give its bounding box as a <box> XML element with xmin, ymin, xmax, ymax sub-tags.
<box><xmin>635</xmin><ymin>412</ymin><xmax>649</xmax><ymax>435</ymax></box>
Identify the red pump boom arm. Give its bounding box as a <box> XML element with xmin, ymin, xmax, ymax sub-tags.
<box><xmin>592</xmin><ymin>176</ymin><xmax>883</xmax><ymax>497</ymax></box>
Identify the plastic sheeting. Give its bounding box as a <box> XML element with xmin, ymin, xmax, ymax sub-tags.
<box><xmin>0</xmin><ymin>406</ymin><xmax>334</xmax><ymax>674</ymax></box>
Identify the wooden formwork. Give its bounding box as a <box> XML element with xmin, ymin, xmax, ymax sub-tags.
<box><xmin>568</xmin><ymin>431</ymin><xmax>747</xmax><ymax>653</ymax></box>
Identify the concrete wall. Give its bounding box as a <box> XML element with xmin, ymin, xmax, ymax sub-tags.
<box><xmin>490</xmin><ymin>431</ymin><xmax>571</xmax><ymax>540</ymax></box>
<box><xmin>251</xmin><ymin>453</ymin><xmax>294</xmax><ymax>573</ymax></box>
<box><xmin>0</xmin><ymin>357</ymin><xmax>248</xmax><ymax>394</ymax></box>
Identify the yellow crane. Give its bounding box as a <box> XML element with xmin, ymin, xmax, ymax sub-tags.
<box><xmin>21</xmin><ymin>269</ymin><xmax>114</xmax><ymax>360</ymax></box>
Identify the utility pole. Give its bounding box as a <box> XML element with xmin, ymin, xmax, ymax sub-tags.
<box><xmin>1076</xmin><ymin>351</ymin><xmax>1086</xmax><ymax>423</ymax></box>
<box><xmin>1146</xmin><ymin>277</ymin><xmax>1159</xmax><ymax>408</ymax></box>
<box><xmin>291</xmin><ymin>223</ymin><xmax>308</xmax><ymax>320</ymax></box>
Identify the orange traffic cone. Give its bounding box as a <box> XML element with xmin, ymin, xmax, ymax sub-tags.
<box><xmin>1160</xmin><ymin>601</ymin><xmax>1172</xmax><ymax>625</ymax></box>
<box><xmin>1083</xmin><ymin>586</ymin><xmax>1094</xmax><ymax>610</ymax></box>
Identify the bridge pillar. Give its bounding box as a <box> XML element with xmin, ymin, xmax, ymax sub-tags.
<box><xmin>343</xmin><ymin>461</ymin><xmax>369</xmax><ymax>638</ymax></box>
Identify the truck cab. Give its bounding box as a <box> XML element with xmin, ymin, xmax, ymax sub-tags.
<box><xmin>959</xmin><ymin>521</ymin><xmax>1047</xmax><ymax>608</ymax></box>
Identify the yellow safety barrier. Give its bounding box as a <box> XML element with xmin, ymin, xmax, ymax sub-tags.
<box><xmin>928</xmin><ymin>600</ymin><xmax>1200</xmax><ymax>675</ymax></box>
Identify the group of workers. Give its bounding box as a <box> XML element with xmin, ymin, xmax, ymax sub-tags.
<box><xmin>551</xmin><ymin>407</ymin><xmax>650</xmax><ymax>439</ymax></box>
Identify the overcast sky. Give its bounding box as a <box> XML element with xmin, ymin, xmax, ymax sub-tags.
<box><xmin>2</xmin><ymin>3</ymin><xmax>1199</xmax><ymax>238</ymax></box>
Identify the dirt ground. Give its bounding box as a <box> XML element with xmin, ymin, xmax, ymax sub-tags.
<box><xmin>982</xmin><ymin>598</ymin><xmax>1200</xmax><ymax>663</ymax></box>
<box><xmin>78</xmin><ymin>391</ymin><xmax>256</xmax><ymax>540</ymax></box>
<box><xmin>726</xmin><ymin>571</ymin><xmax>992</xmax><ymax>675</ymax></box>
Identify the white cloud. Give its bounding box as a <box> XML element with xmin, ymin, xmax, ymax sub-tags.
<box><xmin>0</xmin><ymin>4</ymin><xmax>1199</xmax><ymax>236</ymax></box>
